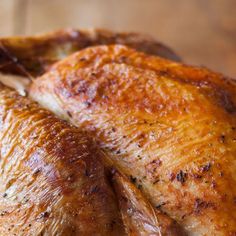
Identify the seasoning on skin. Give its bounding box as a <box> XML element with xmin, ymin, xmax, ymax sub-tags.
<box><xmin>219</xmin><ymin>135</ymin><xmax>225</xmax><ymax>143</ymax></box>
<box><xmin>138</xmin><ymin>184</ymin><xmax>142</xmax><ymax>189</ymax></box>
<box><xmin>116</xmin><ymin>149</ymin><xmax>121</xmax><ymax>154</ymax></box>
<box><xmin>155</xmin><ymin>202</ymin><xmax>166</xmax><ymax>209</ymax></box>
<box><xmin>176</xmin><ymin>170</ymin><xmax>187</xmax><ymax>184</ymax></box>
<box><xmin>130</xmin><ymin>176</ymin><xmax>137</xmax><ymax>184</ymax></box>
<box><xmin>67</xmin><ymin>111</ymin><xmax>72</xmax><ymax>118</ymax></box>
<box><xmin>169</xmin><ymin>173</ymin><xmax>176</xmax><ymax>181</ymax></box>
<box><xmin>201</xmin><ymin>163</ymin><xmax>211</xmax><ymax>172</ymax></box>
<box><xmin>40</xmin><ymin>211</ymin><xmax>50</xmax><ymax>218</ymax></box>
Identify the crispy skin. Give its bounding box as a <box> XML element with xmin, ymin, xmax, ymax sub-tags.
<box><xmin>0</xmin><ymin>29</ymin><xmax>180</xmax><ymax>77</ymax></box>
<box><xmin>30</xmin><ymin>45</ymin><xmax>236</xmax><ymax>235</ymax></box>
<box><xmin>111</xmin><ymin>169</ymin><xmax>186</xmax><ymax>236</ymax></box>
<box><xmin>0</xmin><ymin>77</ymin><xmax>183</xmax><ymax>236</ymax></box>
<box><xmin>0</xmin><ymin>84</ymin><xmax>125</xmax><ymax>235</ymax></box>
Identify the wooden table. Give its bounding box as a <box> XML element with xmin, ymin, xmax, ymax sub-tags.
<box><xmin>0</xmin><ymin>0</ymin><xmax>235</xmax><ymax>78</ymax></box>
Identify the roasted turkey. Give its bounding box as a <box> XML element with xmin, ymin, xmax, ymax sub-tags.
<box><xmin>0</xmin><ymin>29</ymin><xmax>235</xmax><ymax>235</ymax></box>
<box><xmin>29</xmin><ymin>45</ymin><xmax>236</xmax><ymax>236</ymax></box>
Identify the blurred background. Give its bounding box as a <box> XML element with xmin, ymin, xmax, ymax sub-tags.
<box><xmin>0</xmin><ymin>0</ymin><xmax>235</xmax><ymax>77</ymax></box>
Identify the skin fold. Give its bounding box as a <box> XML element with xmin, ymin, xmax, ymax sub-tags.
<box><xmin>29</xmin><ymin>45</ymin><xmax>236</xmax><ymax>235</ymax></box>
<box><xmin>111</xmin><ymin>169</ymin><xmax>186</xmax><ymax>236</ymax></box>
<box><xmin>0</xmin><ymin>83</ymin><xmax>125</xmax><ymax>236</ymax></box>
<box><xmin>0</xmin><ymin>28</ymin><xmax>180</xmax><ymax>77</ymax></box>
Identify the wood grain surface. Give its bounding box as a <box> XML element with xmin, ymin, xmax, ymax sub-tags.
<box><xmin>0</xmin><ymin>0</ymin><xmax>235</xmax><ymax>78</ymax></box>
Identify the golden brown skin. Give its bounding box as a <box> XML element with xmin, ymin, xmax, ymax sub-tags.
<box><xmin>30</xmin><ymin>45</ymin><xmax>236</xmax><ymax>235</ymax></box>
<box><xmin>0</xmin><ymin>28</ymin><xmax>180</xmax><ymax>77</ymax></box>
<box><xmin>0</xmin><ymin>83</ymin><xmax>125</xmax><ymax>235</ymax></box>
<box><xmin>111</xmin><ymin>169</ymin><xmax>186</xmax><ymax>236</ymax></box>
